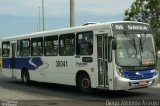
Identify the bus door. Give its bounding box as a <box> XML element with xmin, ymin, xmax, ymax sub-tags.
<box><xmin>11</xmin><ymin>43</ymin><xmax>16</xmax><ymax>78</ymax></box>
<box><xmin>97</xmin><ymin>34</ymin><xmax>113</xmax><ymax>88</ymax></box>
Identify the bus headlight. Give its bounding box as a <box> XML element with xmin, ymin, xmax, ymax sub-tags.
<box><xmin>117</xmin><ymin>67</ymin><xmax>124</xmax><ymax>77</ymax></box>
<box><xmin>152</xmin><ymin>68</ymin><xmax>158</xmax><ymax>76</ymax></box>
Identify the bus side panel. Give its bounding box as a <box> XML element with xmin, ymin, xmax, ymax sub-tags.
<box><xmin>2</xmin><ymin>57</ymin><xmax>37</xmax><ymax>70</ymax></box>
<box><xmin>45</xmin><ymin>56</ymin><xmax>76</xmax><ymax>85</ymax></box>
<box><xmin>2</xmin><ymin>57</ymin><xmax>44</xmax><ymax>80</ymax></box>
<box><xmin>44</xmin><ymin>56</ymin><xmax>98</xmax><ymax>87</ymax></box>
<box><xmin>2</xmin><ymin>69</ymin><xmax>12</xmax><ymax>78</ymax></box>
<box><xmin>15</xmin><ymin>69</ymin><xmax>22</xmax><ymax>79</ymax></box>
<box><xmin>2</xmin><ymin>57</ymin><xmax>12</xmax><ymax>78</ymax></box>
<box><xmin>90</xmin><ymin>63</ymin><xmax>99</xmax><ymax>88</ymax></box>
<box><xmin>29</xmin><ymin>70</ymin><xmax>42</xmax><ymax>82</ymax></box>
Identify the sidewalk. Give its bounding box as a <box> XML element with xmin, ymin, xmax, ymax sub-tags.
<box><xmin>152</xmin><ymin>84</ymin><xmax>160</xmax><ymax>88</ymax></box>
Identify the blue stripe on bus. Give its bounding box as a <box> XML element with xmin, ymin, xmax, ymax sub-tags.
<box><xmin>2</xmin><ymin>57</ymin><xmax>43</xmax><ymax>70</ymax></box>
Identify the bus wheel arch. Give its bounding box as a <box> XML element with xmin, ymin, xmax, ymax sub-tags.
<box><xmin>76</xmin><ymin>70</ymin><xmax>92</xmax><ymax>93</ymax></box>
<box><xmin>21</xmin><ymin>68</ymin><xmax>30</xmax><ymax>84</ymax></box>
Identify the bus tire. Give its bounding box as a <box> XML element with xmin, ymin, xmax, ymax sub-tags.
<box><xmin>77</xmin><ymin>74</ymin><xmax>92</xmax><ymax>93</ymax></box>
<box><xmin>22</xmin><ymin>70</ymin><xmax>30</xmax><ymax>84</ymax></box>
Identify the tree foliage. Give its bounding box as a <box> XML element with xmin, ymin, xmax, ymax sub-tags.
<box><xmin>124</xmin><ymin>0</ymin><xmax>160</xmax><ymax>50</ymax></box>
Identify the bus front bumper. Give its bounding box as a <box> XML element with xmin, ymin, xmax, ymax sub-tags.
<box><xmin>114</xmin><ymin>75</ymin><xmax>158</xmax><ymax>90</ymax></box>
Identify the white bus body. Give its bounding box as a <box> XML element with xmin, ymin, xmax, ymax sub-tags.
<box><xmin>1</xmin><ymin>21</ymin><xmax>158</xmax><ymax>92</ymax></box>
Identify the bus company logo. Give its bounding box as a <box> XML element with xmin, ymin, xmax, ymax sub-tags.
<box><xmin>135</xmin><ymin>72</ymin><xmax>144</xmax><ymax>78</ymax></box>
<box><xmin>135</xmin><ymin>72</ymin><xmax>141</xmax><ymax>75</ymax></box>
<box><xmin>76</xmin><ymin>62</ymin><xmax>87</xmax><ymax>67</ymax></box>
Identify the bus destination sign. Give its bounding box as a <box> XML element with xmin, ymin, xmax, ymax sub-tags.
<box><xmin>112</xmin><ymin>23</ymin><xmax>152</xmax><ymax>33</ymax></box>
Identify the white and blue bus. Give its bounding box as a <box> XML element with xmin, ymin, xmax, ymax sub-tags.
<box><xmin>1</xmin><ymin>21</ymin><xmax>158</xmax><ymax>92</ymax></box>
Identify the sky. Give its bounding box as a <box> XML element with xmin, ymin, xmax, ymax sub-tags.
<box><xmin>0</xmin><ymin>0</ymin><xmax>135</xmax><ymax>38</ymax></box>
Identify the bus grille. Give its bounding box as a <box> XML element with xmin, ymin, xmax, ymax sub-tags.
<box><xmin>124</xmin><ymin>69</ymin><xmax>156</xmax><ymax>80</ymax></box>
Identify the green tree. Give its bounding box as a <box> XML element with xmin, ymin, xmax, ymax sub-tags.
<box><xmin>124</xmin><ymin>0</ymin><xmax>160</xmax><ymax>50</ymax></box>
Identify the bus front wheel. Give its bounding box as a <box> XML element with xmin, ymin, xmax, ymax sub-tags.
<box><xmin>22</xmin><ymin>70</ymin><xmax>30</xmax><ymax>84</ymax></box>
<box><xmin>77</xmin><ymin>74</ymin><xmax>92</xmax><ymax>93</ymax></box>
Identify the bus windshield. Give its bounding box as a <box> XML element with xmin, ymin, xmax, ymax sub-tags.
<box><xmin>114</xmin><ymin>33</ymin><xmax>156</xmax><ymax>66</ymax></box>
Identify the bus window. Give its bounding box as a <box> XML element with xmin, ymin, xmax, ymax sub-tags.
<box><xmin>44</xmin><ymin>35</ymin><xmax>58</xmax><ymax>56</ymax></box>
<box><xmin>31</xmin><ymin>37</ymin><xmax>43</xmax><ymax>56</ymax></box>
<box><xmin>20</xmin><ymin>39</ymin><xmax>30</xmax><ymax>56</ymax></box>
<box><xmin>97</xmin><ymin>37</ymin><xmax>102</xmax><ymax>58</ymax></box>
<box><xmin>2</xmin><ymin>42</ymin><xmax>10</xmax><ymax>57</ymax></box>
<box><xmin>59</xmin><ymin>33</ymin><xmax>75</xmax><ymax>56</ymax></box>
<box><xmin>17</xmin><ymin>40</ymin><xmax>20</xmax><ymax>57</ymax></box>
<box><xmin>76</xmin><ymin>31</ymin><xmax>93</xmax><ymax>55</ymax></box>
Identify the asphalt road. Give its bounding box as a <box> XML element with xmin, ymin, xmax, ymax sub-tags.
<box><xmin>0</xmin><ymin>72</ymin><xmax>160</xmax><ymax>106</ymax></box>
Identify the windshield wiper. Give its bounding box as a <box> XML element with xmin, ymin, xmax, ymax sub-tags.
<box><xmin>124</xmin><ymin>33</ymin><xmax>137</xmax><ymax>54</ymax></box>
<box><xmin>139</xmin><ymin>36</ymin><xmax>143</xmax><ymax>52</ymax></box>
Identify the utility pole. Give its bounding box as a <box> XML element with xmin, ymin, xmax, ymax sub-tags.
<box><xmin>42</xmin><ymin>0</ymin><xmax>45</xmax><ymax>31</ymax></box>
<box><xmin>38</xmin><ymin>7</ymin><xmax>41</xmax><ymax>32</ymax></box>
<box><xmin>70</xmin><ymin>0</ymin><xmax>75</xmax><ymax>27</ymax></box>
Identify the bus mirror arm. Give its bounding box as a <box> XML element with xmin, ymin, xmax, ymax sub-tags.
<box><xmin>108</xmin><ymin>37</ymin><xmax>117</xmax><ymax>62</ymax></box>
<box><xmin>111</xmin><ymin>38</ymin><xmax>117</xmax><ymax>50</ymax></box>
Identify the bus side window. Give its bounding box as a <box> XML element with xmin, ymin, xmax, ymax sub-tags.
<box><xmin>76</xmin><ymin>31</ymin><xmax>93</xmax><ymax>55</ymax></box>
<box><xmin>17</xmin><ymin>40</ymin><xmax>20</xmax><ymax>57</ymax></box>
<box><xmin>31</xmin><ymin>37</ymin><xmax>43</xmax><ymax>56</ymax></box>
<box><xmin>20</xmin><ymin>39</ymin><xmax>30</xmax><ymax>56</ymax></box>
<box><xmin>44</xmin><ymin>35</ymin><xmax>58</xmax><ymax>56</ymax></box>
<box><xmin>2</xmin><ymin>42</ymin><xmax>10</xmax><ymax>57</ymax></box>
<box><xmin>59</xmin><ymin>33</ymin><xmax>75</xmax><ymax>56</ymax></box>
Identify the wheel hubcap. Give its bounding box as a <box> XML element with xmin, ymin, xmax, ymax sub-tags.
<box><xmin>82</xmin><ymin>78</ymin><xmax>90</xmax><ymax>88</ymax></box>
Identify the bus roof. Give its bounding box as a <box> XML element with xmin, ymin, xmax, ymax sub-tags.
<box><xmin>1</xmin><ymin>21</ymin><xmax>149</xmax><ymax>42</ymax></box>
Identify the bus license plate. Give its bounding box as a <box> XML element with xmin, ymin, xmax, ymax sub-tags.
<box><xmin>139</xmin><ymin>81</ymin><xmax>146</xmax><ymax>86</ymax></box>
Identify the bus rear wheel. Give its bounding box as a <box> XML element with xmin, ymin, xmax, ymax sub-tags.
<box><xmin>77</xmin><ymin>74</ymin><xmax>92</xmax><ymax>93</ymax></box>
<box><xmin>22</xmin><ymin>70</ymin><xmax>30</xmax><ymax>84</ymax></box>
